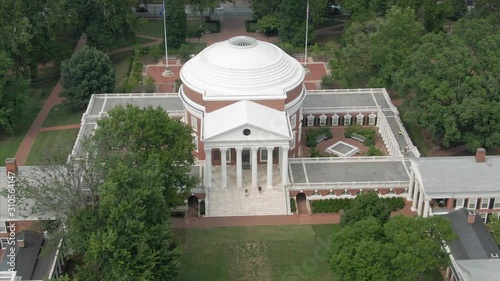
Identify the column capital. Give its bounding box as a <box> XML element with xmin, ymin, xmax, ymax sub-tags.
<box><xmin>281</xmin><ymin>146</ymin><xmax>289</xmax><ymax>152</ymax></box>
<box><xmin>219</xmin><ymin>147</ymin><xmax>227</xmax><ymax>152</ymax></box>
<box><xmin>266</xmin><ymin>146</ymin><xmax>274</xmax><ymax>151</ymax></box>
<box><xmin>235</xmin><ymin>147</ymin><xmax>243</xmax><ymax>152</ymax></box>
<box><xmin>251</xmin><ymin>147</ymin><xmax>259</xmax><ymax>152</ymax></box>
<box><xmin>204</xmin><ymin>147</ymin><xmax>212</xmax><ymax>154</ymax></box>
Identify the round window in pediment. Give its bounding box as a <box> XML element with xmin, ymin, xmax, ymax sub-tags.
<box><xmin>243</xmin><ymin>129</ymin><xmax>251</xmax><ymax>136</ymax></box>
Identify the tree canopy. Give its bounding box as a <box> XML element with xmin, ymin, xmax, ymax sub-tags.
<box><xmin>0</xmin><ymin>51</ymin><xmax>29</xmax><ymax>134</ymax></box>
<box><xmin>330</xmin><ymin>215</ymin><xmax>455</xmax><ymax>281</ymax></box>
<box><xmin>340</xmin><ymin>191</ymin><xmax>391</xmax><ymax>227</ymax></box>
<box><xmin>394</xmin><ymin>19</ymin><xmax>500</xmax><ymax>151</ymax></box>
<box><xmin>60</xmin><ymin>46</ymin><xmax>115</xmax><ymax>109</ymax></box>
<box><xmin>166</xmin><ymin>0</ymin><xmax>187</xmax><ymax>48</ymax></box>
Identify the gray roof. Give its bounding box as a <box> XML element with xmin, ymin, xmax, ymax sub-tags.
<box><xmin>0</xmin><ymin>230</ymin><xmax>57</xmax><ymax>280</ymax></box>
<box><xmin>303</xmin><ymin>89</ymin><xmax>392</xmax><ymax>110</ymax></box>
<box><xmin>0</xmin><ymin>167</ymin><xmax>41</xmax><ymax>221</ymax></box>
<box><xmin>416</xmin><ymin>156</ymin><xmax>500</xmax><ymax>197</ymax></box>
<box><xmin>446</xmin><ymin>209</ymin><xmax>500</xmax><ymax>260</ymax></box>
<box><xmin>455</xmin><ymin>259</ymin><xmax>500</xmax><ymax>281</ymax></box>
<box><xmin>289</xmin><ymin>158</ymin><xmax>409</xmax><ymax>188</ymax></box>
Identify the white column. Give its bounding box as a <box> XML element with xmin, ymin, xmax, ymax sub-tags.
<box><xmin>281</xmin><ymin>147</ymin><xmax>289</xmax><ymax>186</ymax></box>
<box><xmin>220</xmin><ymin>148</ymin><xmax>227</xmax><ymax>189</ymax></box>
<box><xmin>417</xmin><ymin>190</ymin><xmax>425</xmax><ymax>216</ymax></box>
<box><xmin>411</xmin><ymin>181</ymin><xmax>419</xmax><ymax>211</ymax></box>
<box><xmin>408</xmin><ymin>170</ymin><xmax>415</xmax><ymax>200</ymax></box>
<box><xmin>266</xmin><ymin>147</ymin><xmax>273</xmax><ymax>189</ymax></box>
<box><xmin>251</xmin><ymin>147</ymin><xmax>258</xmax><ymax>188</ymax></box>
<box><xmin>423</xmin><ymin>199</ymin><xmax>430</xmax><ymax>218</ymax></box>
<box><xmin>204</xmin><ymin>148</ymin><xmax>212</xmax><ymax>188</ymax></box>
<box><xmin>236</xmin><ymin>148</ymin><xmax>242</xmax><ymax>188</ymax></box>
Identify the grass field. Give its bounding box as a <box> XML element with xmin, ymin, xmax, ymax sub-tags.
<box><xmin>175</xmin><ymin>224</ymin><xmax>338</xmax><ymax>281</ymax></box>
<box><xmin>175</xmin><ymin>224</ymin><xmax>443</xmax><ymax>281</ymax></box>
<box><xmin>115</xmin><ymin>35</ymin><xmax>157</xmax><ymax>49</ymax></box>
<box><xmin>25</xmin><ymin>129</ymin><xmax>79</xmax><ymax>165</ymax></box>
<box><xmin>0</xmin><ymin>67</ymin><xmax>61</xmax><ymax>165</ymax></box>
<box><xmin>110</xmin><ymin>51</ymin><xmax>133</xmax><ymax>93</ymax></box>
<box><xmin>137</xmin><ymin>20</ymin><xmax>164</xmax><ymax>38</ymax></box>
<box><xmin>43</xmin><ymin>104</ymin><xmax>84</xmax><ymax>127</ymax></box>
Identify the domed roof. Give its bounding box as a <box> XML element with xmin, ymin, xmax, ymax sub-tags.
<box><xmin>180</xmin><ymin>36</ymin><xmax>305</xmax><ymax>100</ymax></box>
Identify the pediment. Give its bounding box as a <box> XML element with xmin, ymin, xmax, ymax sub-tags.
<box><xmin>204</xmin><ymin>123</ymin><xmax>291</xmax><ymax>142</ymax></box>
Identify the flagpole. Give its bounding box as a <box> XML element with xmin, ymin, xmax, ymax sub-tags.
<box><xmin>162</xmin><ymin>0</ymin><xmax>173</xmax><ymax>77</ymax></box>
<box><xmin>304</xmin><ymin>0</ymin><xmax>310</xmax><ymax>74</ymax></box>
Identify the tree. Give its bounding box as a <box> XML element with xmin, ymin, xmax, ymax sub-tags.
<box><xmin>92</xmin><ymin>104</ymin><xmax>197</xmax><ymax>208</ymax></box>
<box><xmin>394</xmin><ymin>23</ymin><xmax>500</xmax><ymax>151</ymax></box>
<box><xmin>467</xmin><ymin>0</ymin><xmax>500</xmax><ymax>24</ymax></box>
<box><xmin>330</xmin><ymin>215</ymin><xmax>455</xmax><ymax>281</ymax></box>
<box><xmin>449</xmin><ymin>0</ymin><xmax>468</xmax><ymax>20</ymax></box>
<box><xmin>257</xmin><ymin>13</ymin><xmax>280</xmax><ymax>36</ymax></box>
<box><xmin>60</xmin><ymin>46</ymin><xmax>115</xmax><ymax>109</ymax></box>
<box><xmin>278</xmin><ymin>0</ymin><xmax>315</xmax><ymax>47</ymax></box>
<box><xmin>165</xmin><ymin>0</ymin><xmax>187</xmax><ymax>48</ymax></box>
<box><xmin>250</xmin><ymin>0</ymin><xmax>282</xmax><ymax>19</ymax></box>
<box><xmin>487</xmin><ymin>215</ymin><xmax>500</xmax><ymax>245</ymax></box>
<box><xmin>340</xmin><ymin>191</ymin><xmax>391</xmax><ymax>227</ymax></box>
<box><xmin>71</xmin><ymin>0</ymin><xmax>138</xmax><ymax>51</ymax></box>
<box><xmin>73</xmin><ymin>161</ymin><xmax>180</xmax><ymax>280</ymax></box>
<box><xmin>0</xmin><ymin>51</ymin><xmax>29</xmax><ymax>134</ymax></box>
<box><xmin>369</xmin><ymin>6</ymin><xmax>424</xmax><ymax>87</ymax></box>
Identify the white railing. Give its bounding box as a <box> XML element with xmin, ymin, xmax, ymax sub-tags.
<box><xmin>289</xmin><ymin>156</ymin><xmax>405</xmax><ymax>163</ymax></box>
<box><xmin>306</xmin><ymin>88</ymin><xmax>386</xmax><ymax>95</ymax></box>
<box><xmin>302</xmin><ymin>106</ymin><xmax>379</xmax><ymax>113</ymax></box>
<box><xmin>290</xmin><ymin>181</ymin><xmax>409</xmax><ymax>190</ymax></box>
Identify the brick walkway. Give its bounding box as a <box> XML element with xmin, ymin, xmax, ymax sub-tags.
<box><xmin>172</xmin><ymin>199</ymin><xmax>417</xmax><ymax>229</ymax></box>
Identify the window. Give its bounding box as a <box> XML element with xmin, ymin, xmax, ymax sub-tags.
<box><xmin>224</xmin><ymin>149</ymin><xmax>231</xmax><ymax>163</ymax></box>
<box><xmin>307</xmin><ymin>115</ymin><xmax>315</xmax><ymax>126</ymax></box>
<box><xmin>356</xmin><ymin>114</ymin><xmax>364</xmax><ymax>125</ymax></box>
<box><xmin>368</xmin><ymin>113</ymin><xmax>376</xmax><ymax>125</ymax></box>
<box><xmin>456</xmin><ymin>198</ymin><xmax>465</xmax><ymax>208</ymax></box>
<box><xmin>312</xmin><ymin>190</ymin><xmax>320</xmax><ymax>196</ymax></box>
<box><xmin>468</xmin><ymin>198</ymin><xmax>477</xmax><ymax>209</ymax></box>
<box><xmin>494</xmin><ymin>198</ymin><xmax>500</xmax><ymax>209</ymax></box>
<box><xmin>480</xmin><ymin>213</ymin><xmax>488</xmax><ymax>223</ymax></box>
<box><xmin>319</xmin><ymin>115</ymin><xmax>327</xmax><ymax>126</ymax></box>
<box><xmin>291</xmin><ymin>114</ymin><xmax>296</xmax><ymax>129</ymax></box>
<box><xmin>193</xmin><ymin>135</ymin><xmax>198</xmax><ymax>152</ymax></box>
<box><xmin>481</xmin><ymin>198</ymin><xmax>490</xmax><ymax>209</ymax></box>
<box><xmin>327</xmin><ymin>191</ymin><xmax>335</xmax><ymax>196</ymax></box>
<box><xmin>260</xmin><ymin>149</ymin><xmax>268</xmax><ymax>162</ymax></box>
<box><xmin>386</xmin><ymin>189</ymin><xmax>396</xmax><ymax>195</ymax></box>
<box><xmin>191</xmin><ymin>116</ymin><xmax>197</xmax><ymax>132</ymax></box>
<box><xmin>0</xmin><ymin>221</ymin><xmax>6</xmax><ymax>233</ymax></box>
<box><xmin>344</xmin><ymin>114</ymin><xmax>351</xmax><ymax>126</ymax></box>
<box><xmin>0</xmin><ymin>238</ymin><xmax>8</xmax><ymax>249</ymax></box>
<box><xmin>332</xmin><ymin>115</ymin><xmax>339</xmax><ymax>126</ymax></box>
<box><xmin>341</xmin><ymin>190</ymin><xmax>351</xmax><ymax>196</ymax></box>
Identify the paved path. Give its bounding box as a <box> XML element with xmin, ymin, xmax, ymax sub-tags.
<box><xmin>39</xmin><ymin>124</ymin><xmax>81</xmax><ymax>132</ymax></box>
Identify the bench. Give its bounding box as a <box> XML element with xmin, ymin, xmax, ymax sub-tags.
<box><xmin>351</xmin><ymin>133</ymin><xmax>366</xmax><ymax>143</ymax></box>
<box><xmin>316</xmin><ymin>134</ymin><xmax>328</xmax><ymax>144</ymax></box>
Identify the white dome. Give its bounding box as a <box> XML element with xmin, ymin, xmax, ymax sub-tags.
<box><xmin>180</xmin><ymin>36</ymin><xmax>305</xmax><ymax>100</ymax></box>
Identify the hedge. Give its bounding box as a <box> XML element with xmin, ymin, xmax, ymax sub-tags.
<box><xmin>344</xmin><ymin>125</ymin><xmax>376</xmax><ymax>146</ymax></box>
<box><xmin>205</xmin><ymin>17</ymin><xmax>220</xmax><ymax>33</ymax></box>
<box><xmin>311</xmin><ymin>197</ymin><xmax>405</xmax><ymax>213</ymax></box>
<box><xmin>290</xmin><ymin>198</ymin><xmax>297</xmax><ymax>213</ymax></box>
<box><xmin>305</xmin><ymin>127</ymin><xmax>333</xmax><ymax>148</ymax></box>
<box><xmin>245</xmin><ymin>20</ymin><xmax>258</xmax><ymax>32</ymax></box>
<box><xmin>367</xmin><ymin>145</ymin><xmax>383</xmax><ymax>156</ymax></box>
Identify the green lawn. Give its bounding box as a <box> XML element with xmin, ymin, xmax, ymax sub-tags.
<box><xmin>175</xmin><ymin>225</ymin><xmax>338</xmax><ymax>281</ymax></box>
<box><xmin>25</xmin><ymin>129</ymin><xmax>79</xmax><ymax>165</ymax></box>
<box><xmin>114</xmin><ymin>35</ymin><xmax>157</xmax><ymax>49</ymax></box>
<box><xmin>0</xmin><ymin>67</ymin><xmax>60</xmax><ymax>165</ymax></box>
<box><xmin>137</xmin><ymin>20</ymin><xmax>164</xmax><ymax>38</ymax></box>
<box><xmin>110</xmin><ymin>51</ymin><xmax>133</xmax><ymax>93</ymax></box>
<box><xmin>175</xmin><ymin>224</ymin><xmax>444</xmax><ymax>281</ymax></box>
<box><xmin>42</xmin><ymin>104</ymin><xmax>84</xmax><ymax>127</ymax></box>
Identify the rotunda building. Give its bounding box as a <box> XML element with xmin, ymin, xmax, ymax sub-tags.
<box><xmin>179</xmin><ymin>36</ymin><xmax>306</xmax><ymax>189</ymax></box>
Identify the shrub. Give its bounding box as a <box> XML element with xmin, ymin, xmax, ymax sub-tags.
<box><xmin>367</xmin><ymin>145</ymin><xmax>383</xmax><ymax>156</ymax></box>
<box><xmin>310</xmin><ymin>197</ymin><xmax>404</xmax><ymax>213</ymax></box>
<box><xmin>245</xmin><ymin>20</ymin><xmax>258</xmax><ymax>32</ymax></box>
<box><xmin>305</xmin><ymin>128</ymin><xmax>334</xmax><ymax>148</ymax></box>
<box><xmin>321</xmin><ymin>75</ymin><xmax>335</xmax><ymax>89</ymax></box>
<box><xmin>205</xmin><ymin>17</ymin><xmax>220</xmax><ymax>33</ymax></box>
<box><xmin>290</xmin><ymin>198</ymin><xmax>296</xmax><ymax>212</ymax></box>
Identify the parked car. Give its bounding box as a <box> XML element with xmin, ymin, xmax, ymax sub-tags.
<box><xmin>135</xmin><ymin>7</ymin><xmax>148</xmax><ymax>12</ymax></box>
<box><xmin>215</xmin><ymin>5</ymin><xmax>224</xmax><ymax>11</ymax></box>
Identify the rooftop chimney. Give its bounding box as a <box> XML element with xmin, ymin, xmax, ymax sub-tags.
<box><xmin>475</xmin><ymin>148</ymin><xmax>486</xmax><ymax>163</ymax></box>
<box><xmin>5</xmin><ymin>158</ymin><xmax>18</xmax><ymax>175</ymax></box>
<box><xmin>467</xmin><ymin>211</ymin><xmax>476</xmax><ymax>224</ymax></box>
<box><xmin>17</xmin><ymin>238</ymin><xmax>25</xmax><ymax>248</ymax></box>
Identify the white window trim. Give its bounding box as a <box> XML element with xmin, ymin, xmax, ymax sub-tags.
<box><xmin>307</xmin><ymin>115</ymin><xmax>315</xmax><ymax>126</ymax></box>
<box><xmin>481</xmin><ymin>198</ymin><xmax>490</xmax><ymax>209</ymax></box>
<box><xmin>494</xmin><ymin>198</ymin><xmax>500</xmax><ymax>209</ymax></box>
<box><xmin>368</xmin><ymin>113</ymin><xmax>376</xmax><ymax>125</ymax></box>
<box><xmin>224</xmin><ymin>149</ymin><xmax>231</xmax><ymax>163</ymax></box>
<box><xmin>291</xmin><ymin>131</ymin><xmax>296</xmax><ymax>149</ymax></box>
<box><xmin>0</xmin><ymin>238</ymin><xmax>9</xmax><ymax>249</ymax></box>
<box><xmin>260</xmin><ymin>148</ymin><xmax>268</xmax><ymax>162</ymax></box>
<box><xmin>319</xmin><ymin>115</ymin><xmax>327</xmax><ymax>126</ymax></box>
<box><xmin>332</xmin><ymin>115</ymin><xmax>339</xmax><ymax>126</ymax></box>
<box><xmin>344</xmin><ymin>115</ymin><xmax>352</xmax><ymax>126</ymax></box>
<box><xmin>356</xmin><ymin>114</ymin><xmax>364</xmax><ymax>125</ymax></box>
<box><xmin>291</xmin><ymin>114</ymin><xmax>296</xmax><ymax>129</ymax></box>
<box><xmin>480</xmin><ymin>212</ymin><xmax>488</xmax><ymax>223</ymax></box>
<box><xmin>468</xmin><ymin>198</ymin><xmax>477</xmax><ymax>209</ymax></box>
<box><xmin>456</xmin><ymin>198</ymin><xmax>465</xmax><ymax>209</ymax></box>
<box><xmin>191</xmin><ymin>116</ymin><xmax>197</xmax><ymax>132</ymax></box>
<box><xmin>0</xmin><ymin>221</ymin><xmax>6</xmax><ymax>233</ymax></box>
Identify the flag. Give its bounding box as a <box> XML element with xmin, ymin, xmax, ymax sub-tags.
<box><xmin>160</xmin><ymin>1</ymin><xmax>165</xmax><ymax>16</ymax></box>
